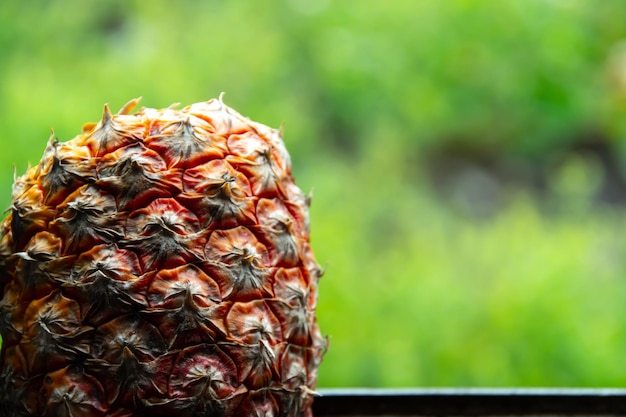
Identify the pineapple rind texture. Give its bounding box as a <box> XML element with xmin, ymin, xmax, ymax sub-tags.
<box><xmin>0</xmin><ymin>98</ymin><xmax>326</xmax><ymax>417</ymax></box>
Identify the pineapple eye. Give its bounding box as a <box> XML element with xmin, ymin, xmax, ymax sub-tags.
<box><xmin>221</xmin><ymin>171</ymin><xmax>236</xmax><ymax>183</ymax></box>
<box><xmin>270</xmin><ymin>217</ymin><xmax>292</xmax><ymax>233</ymax></box>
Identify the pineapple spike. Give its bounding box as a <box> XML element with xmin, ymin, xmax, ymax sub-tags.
<box><xmin>118</xmin><ymin>97</ymin><xmax>142</xmax><ymax>115</ymax></box>
<box><xmin>46</xmin><ymin>129</ymin><xmax>58</xmax><ymax>151</ymax></box>
<box><xmin>82</xmin><ymin>122</ymin><xmax>98</xmax><ymax>133</ymax></box>
<box><xmin>102</xmin><ymin>103</ymin><xmax>113</xmax><ymax>125</ymax></box>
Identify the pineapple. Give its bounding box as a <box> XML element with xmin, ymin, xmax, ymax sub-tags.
<box><xmin>0</xmin><ymin>97</ymin><xmax>326</xmax><ymax>417</ymax></box>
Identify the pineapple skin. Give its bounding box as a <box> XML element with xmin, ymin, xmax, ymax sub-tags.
<box><xmin>0</xmin><ymin>98</ymin><xmax>326</xmax><ymax>417</ymax></box>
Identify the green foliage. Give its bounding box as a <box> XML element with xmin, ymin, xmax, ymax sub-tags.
<box><xmin>313</xmin><ymin>161</ymin><xmax>626</xmax><ymax>386</ymax></box>
<box><xmin>2</xmin><ymin>0</ymin><xmax>626</xmax><ymax>387</ymax></box>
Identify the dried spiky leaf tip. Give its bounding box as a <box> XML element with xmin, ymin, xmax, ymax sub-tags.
<box><xmin>0</xmin><ymin>98</ymin><xmax>326</xmax><ymax>417</ymax></box>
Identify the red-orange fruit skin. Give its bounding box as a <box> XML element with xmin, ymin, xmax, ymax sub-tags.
<box><xmin>0</xmin><ymin>98</ymin><xmax>326</xmax><ymax>417</ymax></box>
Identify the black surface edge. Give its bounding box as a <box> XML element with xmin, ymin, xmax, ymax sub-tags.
<box><xmin>312</xmin><ymin>388</ymin><xmax>626</xmax><ymax>416</ymax></box>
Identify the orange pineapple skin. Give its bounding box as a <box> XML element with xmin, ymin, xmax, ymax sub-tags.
<box><xmin>0</xmin><ymin>98</ymin><xmax>325</xmax><ymax>417</ymax></box>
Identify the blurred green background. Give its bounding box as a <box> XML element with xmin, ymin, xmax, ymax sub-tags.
<box><xmin>3</xmin><ymin>0</ymin><xmax>626</xmax><ymax>387</ymax></box>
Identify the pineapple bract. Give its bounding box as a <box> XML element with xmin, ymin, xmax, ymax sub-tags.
<box><xmin>0</xmin><ymin>98</ymin><xmax>326</xmax><ymax>417</ymax></box>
